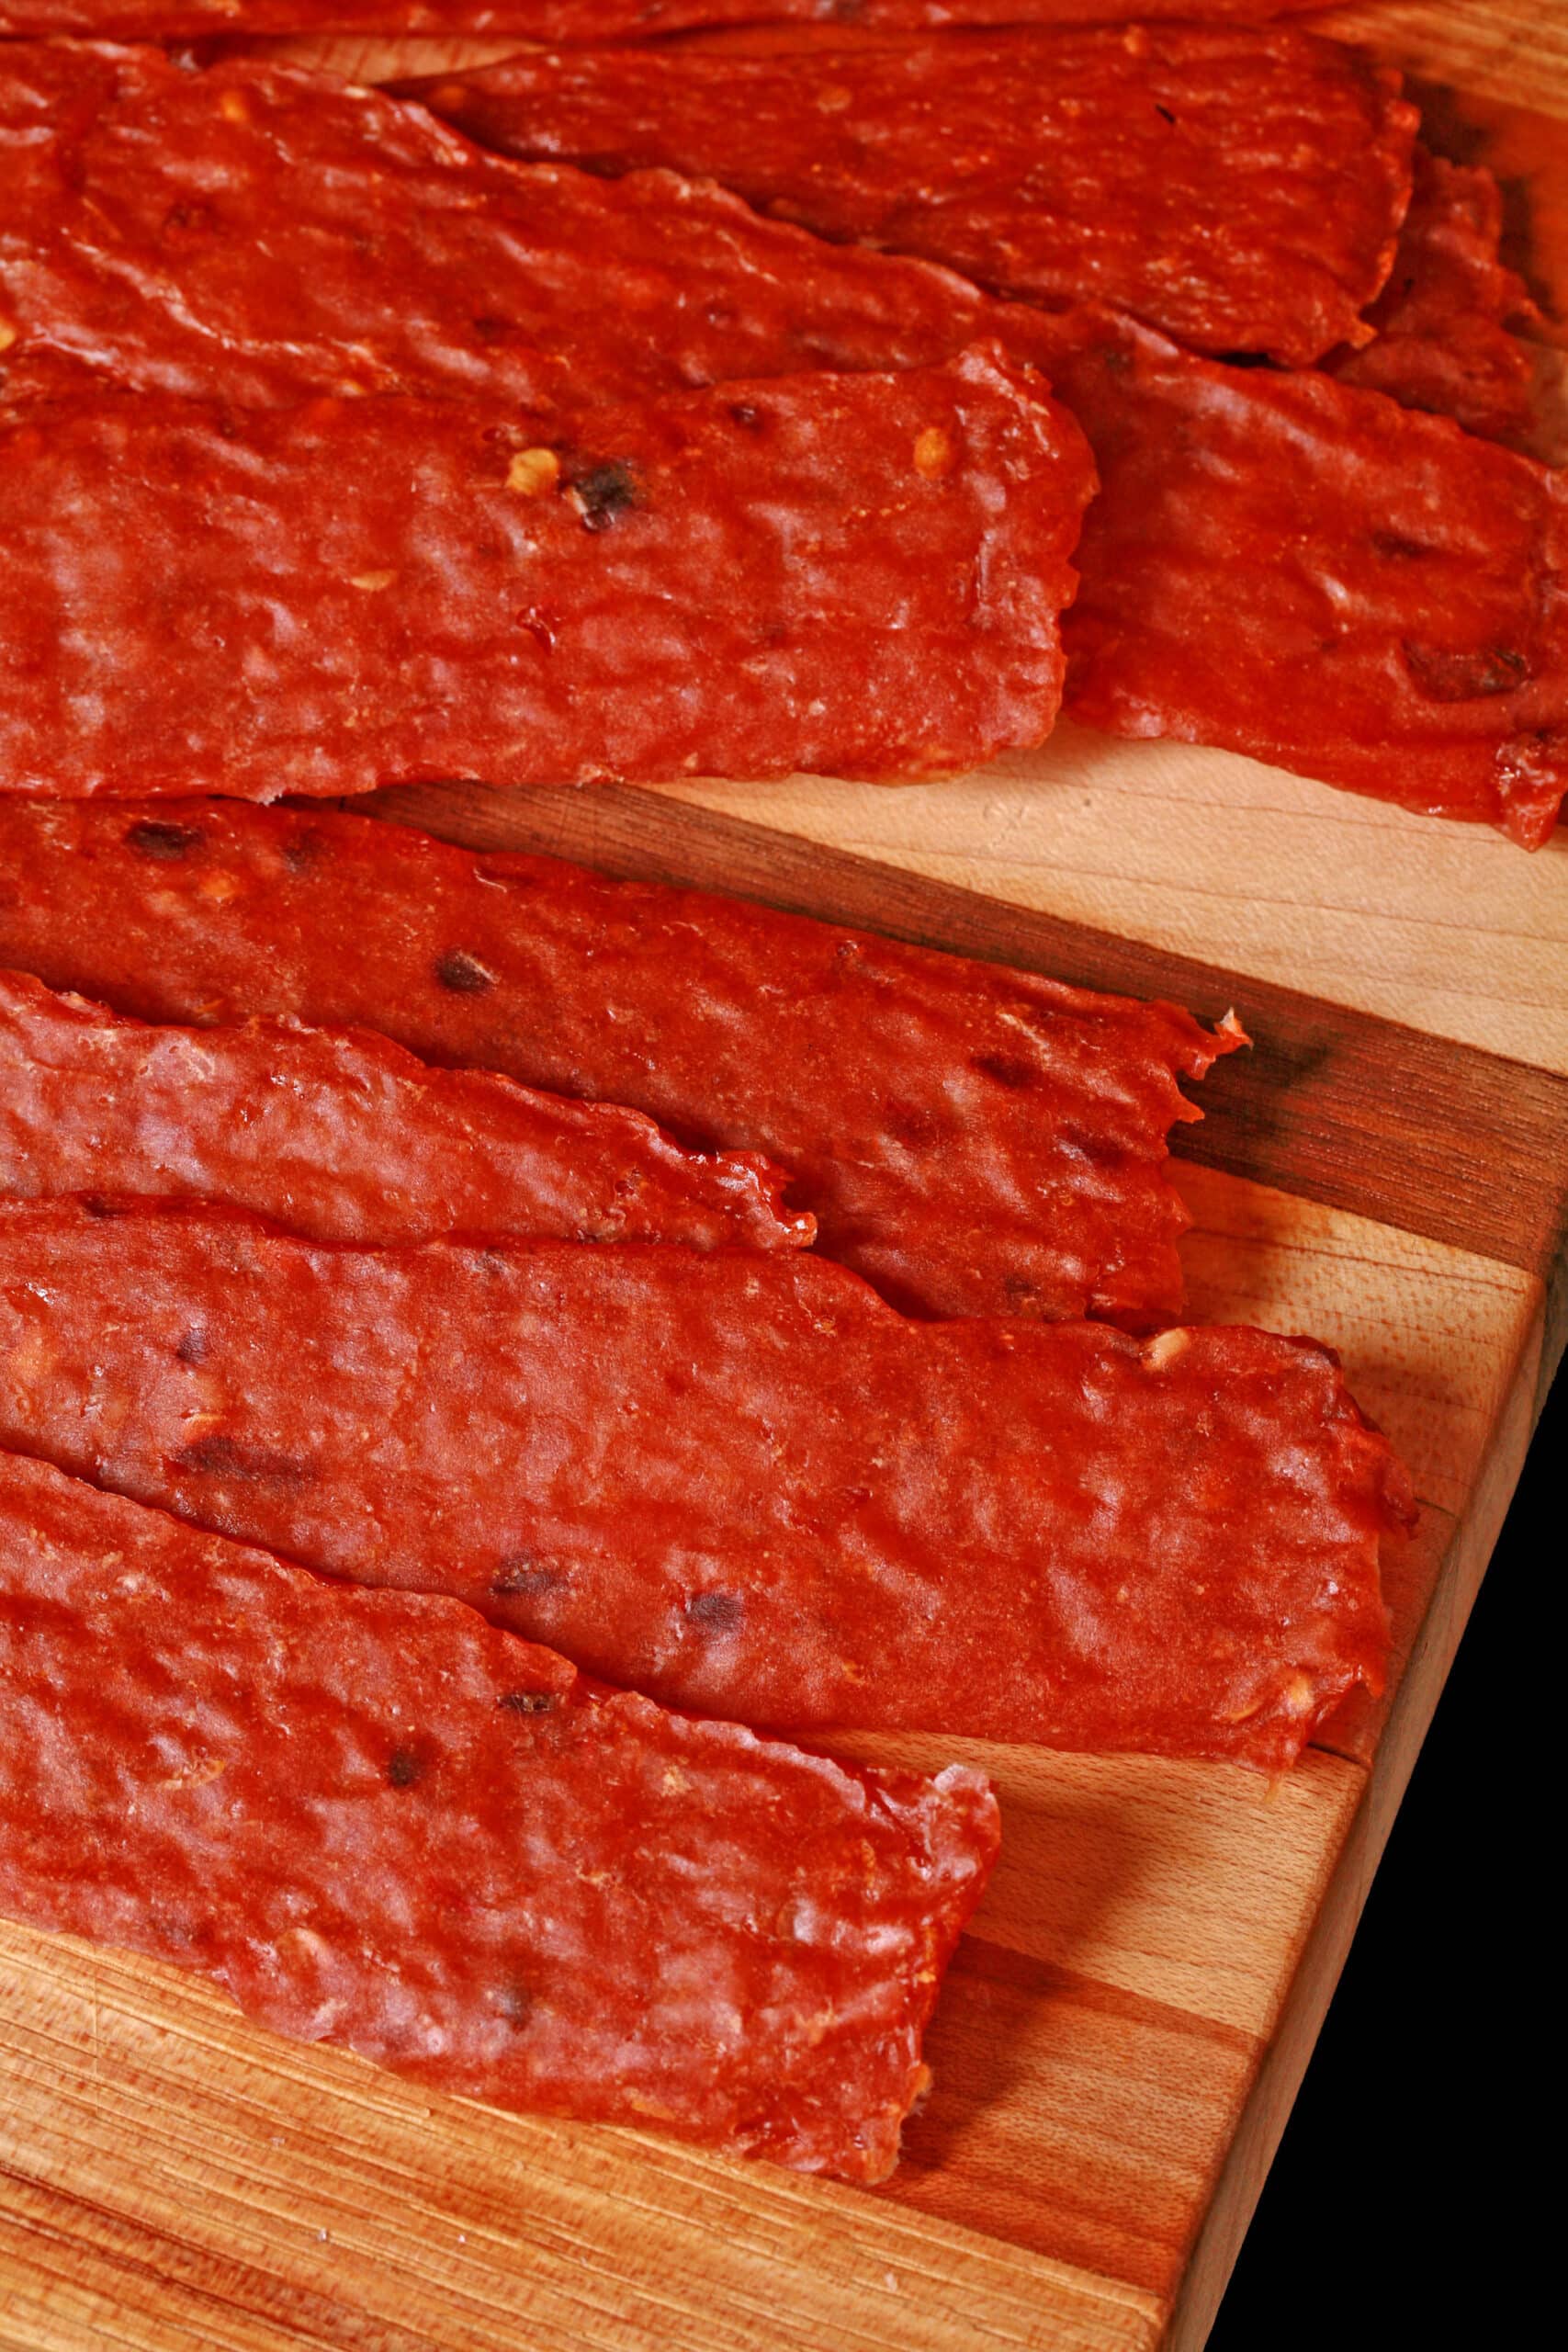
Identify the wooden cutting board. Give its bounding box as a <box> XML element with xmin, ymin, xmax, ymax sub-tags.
<box><xmin>1</xmin><ymin>6</ymin><xmax>1564</xmax><ymax>2346</ymax></box>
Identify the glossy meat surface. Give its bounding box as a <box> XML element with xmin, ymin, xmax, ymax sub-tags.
<box><xmin>1050</xmin><ymin>308</ymin><xmax>1568</xmax><ymax>847</ymax></box>
<box><xmin>0</xmin><ymin>1204</ymin><xmax>1409</xmax><ymax>1766</ymax></box>
<box><xmin>400</xmin><ymin>28</ymin><xmax>1415</xmax><ymax>366</ymax></box>
<box><xmin>0</xmin><ymin>354</ymin><xmax>1089</xmax><ymax>797</ymax></box>
<box><xmin>4</xmin><ymin>47</ymin><xmax>1560</xmax><ymax>837</ymax></box>
<box><xmin>0</xmin><ymin>44</ymin><xmax>1071</xmax><ymax>411</ymax></box>
<box><xmin>1326</xmin><ymin>147</ymin><xmax>1542</xmax><ymax>449</ymax></box>
<box><xmin>0</xmin><ymin>5</ymin><xmax>1334</xmax><ymax>37</ymax></box>
<box><xmin>0</xmin><ymin>798</ymin><xmax>1235</xmax><ymax>1326</ymax></box>
<box><xmin>0</xmin><ymin>967</ymin><xmax>812</xmax><ymax>1252</ymax></box>
<box><xmin>0</xmin><ymin>1449</ymin><xmax>997</xmax><ymax>2180</ymax></box>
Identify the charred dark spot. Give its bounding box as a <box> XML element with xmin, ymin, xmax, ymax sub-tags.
<box><xmin>1003</xmin><ymin>1275</ymin><xmax>1042</xmax><ymax>1309</ymax></box>
<box><xmin>127</xmin><ymin>819</ymin><xmax>202</xmax><ymax>862</ymax></box>
<box><xmin>568</xmin><ymin>460</ymin><xmax>638</xmax><ymax>532</ymax></box>
<box><xmin>498</xmin><ymin>1688</ymin><xmax>561</xmax><ymax>1713</ymax></box>
<box><xmin>1371</xmin><ymin>532</ymin><xmax>1432</xmax><ymax>562</ymax></box>
<box><xmin>1100</xmin><ymin>346</ymin><xmax>1133</xmax><ymax>377</ymax></box>
<box><xmin>885</xmin><ymin>1098</ymin><xmax>942</xmax><ymax>1149</ymax></box>
<box><xmin>685</xmin><ymin>1590</ymin><xmax>744</xmax><ymax>1633</ymax></box>
<box><xmin>173</xmin><ymin>1435</ymin><xmax>310</xmax><ymax>1487</ymax></box>
<box><xmin>495</xmin><ymin>1979</ymin><xmax>532</xmax><ymax>2027</ymax></box>
<box><xmin>472</xmin><ymin>313</ymin><xmax>513</xmax><ymax>344</ymax></box>
<box><xmin>1213</xmin><ymin>350</ymin><xmax>1272</xmax><ymax>370</ymax></box>
<box><xmin>1155</xmin><ymin>103</ymin><xmax>1176</xmax><ymax>125</ymax></box>
<box><xmin>434</xmin><ymin>949</ymin><xmax>497</xmax><ymax>994</ymax></box>
<box><xmin>491</xmin><ymin>1554</ymin><xmax>564</xmax><ymax>1600</ymax></box>
<box><xmin>175</xmin><ymin>1327</ymin><xmax>209</xmax><ymax>1365</ymax></box>
<box><xmin>282</xmin><ymin>830</ymin><xmax>326</xmax><ymax>872</ymax></box>
<box><xmin>1403</xmin><ymin>642</ymin><xmax>1530</xmax><ymax>702</ymax></box>
<box><xmin>973</xmin><ymin>1051</ymin><xmax>1036</xmax><ymax>1091</ymax></box>
<box><xmin>163</xmin><ymin>201</ymin><xmax>217</xmax><ymax>237</ymax></box>
<box><xmin>79</xmin><ymin>1193</ymin><xmax>127</xmax><ymax>1219</ymax></box>
<box><xmin>728</xmin><ymin>401</ymin><xmax>763</xmax><ymax>431</ymax></box>
<box><xmin>387</xmin><ymin>1747</ymin><xmax>424</xmax><ymax>1790</ymax></box>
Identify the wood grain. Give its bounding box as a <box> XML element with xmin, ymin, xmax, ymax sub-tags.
<box><xmin>367</xmin><ymin>780</ymin><xmax>1568</xmax><ymax>1303</ymax></box>
<box><xmin>2</xmin><ymin>1153</ymin><xmax>1549</xmax><ymax>2352</ymax></box>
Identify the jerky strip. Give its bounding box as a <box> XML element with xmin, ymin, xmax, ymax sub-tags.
<box><xmin>4</xmin><ymin>52</ymin><xmax>1560</xmax><ymax>841</ymax></box>
<box><xmin>0</xmin><ymin>798</ymin><xmax>1238</xmax><ymax>1327</ymax></box>
<box><xmin>1050</xmin><ymin>307</ymin><xmax>1568</xmax><ymax>849</ymax></box>
<box><xmin>0</xmin><ymin>1448</ymin><xmax>997</xmax><ymax>2182</ymax></box>
<box><xmin>0</xmin><ymin>967</ymin><xmax>812</xmax><ymax>1253</ymax></box>
<box><xmin>4</xmin><ymin>42</ymin><xmax>1016</xmax><ymax>414</ymax></box>
<box><xmin>0</xmin><ymin>354</ymin><xmax>1091</xmax><ymax>797</ymax></box>
<box><xmin>0</xmin><ymin>1204</ymin><xmax>1409</xmax><ymax>1768</ymax></box>
<box><xmin>0</xmin><ymin>5</ymin><xmax>1337</xmax><ymax>38</ymax></box>
<box><xmin>1325</xmin><ymin>147</ymin><xmax>1543</xmax><ymax>450</ymax></box>
<box><xmin>400</xmin><ymin>28</ymin><xmax>1416</xmax><ymax>367</ymax></box>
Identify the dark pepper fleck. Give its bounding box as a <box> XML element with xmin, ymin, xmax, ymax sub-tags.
<box><xmin>434</xmin><ymin>949</ymin><xmax>497</xmax><ymax>995</ymax></box>
<box><xmin>282</xmin><ymin>831</ymin><xmax>326</xmax><ymax>872</ymax></box>
<box><xmin>496</xmin><ymin>1980</ymin><xmax>532</xmax><ymax>2027</ymax></box>
<box><xmin>1371</xmin><ymin>531</ymin><xmax>1432</xmax><ymax>563</ymax></box>
<box><xmin>491</xmin><ymin>1555</ymin><xmax>564</xmax><ymax>1600</ymax></box>
<box><xmin>387</xmin><ymin>1747</ymin><xmax>424</xmax><ymax>1789</ymax></box>
<box><xmin>569</xmin><ymin>461</ymin><xmax>638</xmax><ymax>533</ymax></box>
<box><xmin>498</xmin><ymin>1689</ymin><xmax>561</xmax><ymax>1713</ymax></box>
<box><xmin>685</xmin><ymin>1590</ymin><xmax>744</xmax><ymax>1632</ymax></box>
<box><xmin>126</xmin><ymin>819</ymin><xmax>203</xmax><ymax>862</ymax></box>
<box><xmin>973</xmin><ymin>1051</ymin><xmax>1036</xmax><ymax>1092</ymax></box>
<box><xmin>1155</xmin><ymin>103</ymin><xmax>1177</xmax><ymax>125</ymax></box>
<box><xmin>175</xmin><ymin>1326</ymin><xmax>209</xmax><ymax>1365</ymax></box>
<box><xmin>174</xmin><ymin>1435</ymin><xmax>310</xmax><ymax>1487</ymax></box>
<box><xmin>1403</xmin><ymin>642</ymin><xmax>1530</xmax><ymax>701</ymax></box>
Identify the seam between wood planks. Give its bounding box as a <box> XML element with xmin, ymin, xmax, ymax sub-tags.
<box><xmin>358</xmin><ymin>783</ymin><xmax>1568</xmax><ymax>1300</ymax></box>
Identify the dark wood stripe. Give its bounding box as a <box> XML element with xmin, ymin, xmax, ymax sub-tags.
<box><xmin>361</xmin><ymin>782</ymin><xmax>1568</xmax><ymax>1306</ymax></box>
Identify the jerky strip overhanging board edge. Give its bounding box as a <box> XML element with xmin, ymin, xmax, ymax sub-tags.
<box><xmin>0</xmin><ymin>1201</ymin><xmax>1413</xmax><ymax>1769</ymax></box>
<box><xmin>0</xmin><ymin>1446</ymin><xmax>998</xmax><ymax>2184</ymax></box>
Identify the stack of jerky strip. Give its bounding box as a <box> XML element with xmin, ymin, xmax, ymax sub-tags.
<box><xmin>0</xmin><ymin>797</ymin><xmax>1412</xmax><ymax>2168</ymax></box>
<box><xmin>2</xmin><ymin>29</ymin><xmax>1562</xmax><ymax>840</ymax></box>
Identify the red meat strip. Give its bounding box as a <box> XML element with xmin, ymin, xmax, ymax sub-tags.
<box><xmin>1050</xmin><ymin>306</ymin><xmax>1568</xmax><ymax>849</ymax></box>
<box><xmin>4</xmin><ymin>49</ymin><xmax>1561</xmax><ymax>839</ymax></box>
<box><xmin>0</xmin><ymin>1202</ymin><xmax>1409</xmax><ymax>1768</ymax></box>
<box><xmin>398</xmin><ymin>28</ymin><xmax>1416</xmax><ymax>367</ymax></box>
<box><xmin>0</xmin><ymin>1447</ymin><xmax>997</xmax><ymax>2182</ymax></box>
<box><xmin>0</xmin><ymin>6</ymin><xmax>1337</xmax><ymax>40</ymax></box>
<box><xmin>0</xmin><ymin>797</ymin><xmax>1238</xmax><ymax>1327</ymax></box>
<box><xmin>1325</xmin><ymin>146</ymin><xmax>1543</xmax><ymax>450</ymax></box>
<box><xmin>0</xmin><ymin>42</ymin><xmax>1083</xmax><ymax>411</ymax></box>
<box><xmin>0</xmin><ymin>967</ymin><xmax>812</xmax><ymax>1253</ymax></box>
<box><xmin>0</xmin><ymin>354</ymin><xmax>1091</xmax><ymax>797</ymax></box>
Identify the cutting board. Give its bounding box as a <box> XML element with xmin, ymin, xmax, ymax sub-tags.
<box><xmin>2</xmin><ymin>6</ymin><xmax>1564</xmax><ymax>2346</ymax></box>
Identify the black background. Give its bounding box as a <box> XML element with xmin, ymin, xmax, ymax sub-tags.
<box><xmin>1207</xmin><ymin>1360</ymin><xmax>1557</xmax><ymax>2346</ymax></box>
